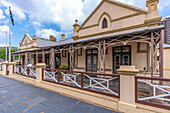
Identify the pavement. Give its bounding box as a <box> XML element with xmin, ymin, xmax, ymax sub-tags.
<box><xmin>0</xmin><ymin>75</ymin><xmax>120</xmax><ymax>113</ymax></box>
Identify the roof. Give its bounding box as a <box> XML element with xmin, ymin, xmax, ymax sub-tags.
<box><xmin>12</xmin><ymin>25</ymin><xmax>164</xmax><ymax>54</ymax></box>
<box><xmin>31</xmin><ymin>37</ymin><xmax>74</xmax><ymax>48</ymax></box>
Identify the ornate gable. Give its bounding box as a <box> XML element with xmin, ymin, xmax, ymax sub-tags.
<box><xmin>19</xmin><ymin>32</ymin><xmax>35</xmax><ymax>50</ymax></box>
<box><xmin>75</xmin><ymin>0</ymin><xmax>161</xmax><ymax>40</ymax></box>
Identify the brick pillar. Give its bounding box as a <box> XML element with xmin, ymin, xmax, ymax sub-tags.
<box><xmin>117</xmin><ymin>66</ymin><xmax>139</xmax><ymax>113</ymax></box>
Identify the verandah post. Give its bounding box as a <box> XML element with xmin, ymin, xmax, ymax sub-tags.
<box><xmin>159</xmin><ymin>29</ymin><xmax>164</xmax><ymax>78</ymax></box>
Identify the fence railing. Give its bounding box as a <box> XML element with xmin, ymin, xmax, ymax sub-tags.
<box><xmin>135</xmin><ymin>76</ymin><xmax>170</xmax><ymax>110</ymax></box>
<box><xmin>14</xmin><ymin>66</ymin><xmax>36</xmax><ymax>79</ymax></box>
<box><xmin>42</xmin><ymin>68</ymin><xmax>120</xmax><ymax>98</ymax></box>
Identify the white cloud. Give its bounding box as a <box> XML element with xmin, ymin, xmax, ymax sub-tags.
<box><xmin>0</xmin><ymin>0</ymin><xmax>26</xmax><ymax>21</ymax></box>
<box><xmin>0</xmin><ymin>25</ymin><xmax>9</xmax><ymax>39</ymax></box>
<box><xmin>0</xmin><ymin>8</ymin><xmax>5</xmax><ymax>19</ymax></box>
<box><xmin>36</xmin><ymin>28</ymin><xmax>71</xmax><ymax>40</ymax></box>
<box><xmin>0</xmin><ymin>43</ymin><xmax>7</xmax><ymax>47</ymax></box>
<box><xmin>0</xmin><ymin>0</ymin><xmax>170</xmax><ymax>32</ymax></box>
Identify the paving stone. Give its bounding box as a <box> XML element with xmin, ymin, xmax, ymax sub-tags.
<box><xmin>9</xmin><ymin>96</ymin><xmax>30</xmax><ymax>105</ymax></box>
<box><xmin>44</xmin><ymin>104</ymin><xmax>68</xmax><ymax>113</ymax></box>
<box><xmin>90</xmin><ymin>105</ymin><xmax>113</xmax><ymax>113</ymax></box>
<box><xmin>25</xmin><ymin>96</ymin><xmax>46</xmax><ymax>107</ymax></box>
<box><xmin>59</xmin><ymin>98</ymin><xmax>79</xmax><ymax>108</ymax></box>
<box><xmin>0</xmin><ymin>102</ymin><xmax>11</xmax><ymax>110</ymax></box>
<box><xmin>23</xmin><ymin>104</ymin><xmax>49</xmax><ymax>113</ymax></box>
<box><xmin>3</xmin><ymin>103</ymin><xmax>28</xmax><ymax>113</ymax></box>
<box><xmin>41</xmin><ymin>97</ymin><xmax>63</xmax><ymax>107</ymax></box>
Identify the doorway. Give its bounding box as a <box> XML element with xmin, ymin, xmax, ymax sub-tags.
<box><xmin>113</xmin><ymin>46</ymin><xmax>131</xmax><ymax>73</ymax></box>
<box><xmin>86</xmin><ymin>49</ymin><xmax>98</xmax><ymax>72</ymax></box>
<box><xmin>55</xmin><ymin>53</ymin><xmax>61</xmax><ymax>69</ymax></box>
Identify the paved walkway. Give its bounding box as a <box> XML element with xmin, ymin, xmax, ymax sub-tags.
<box><xmin>0</xmin><ymin>75</ymin><xmax>119</xmax><ymax>113</ymax></box>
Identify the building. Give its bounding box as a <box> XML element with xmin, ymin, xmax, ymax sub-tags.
<box><xmin>12</xmin><ymin>0</ymin><xmax>164</xmax><ymax>77</ymax></box>
<box><xmin>160</xmin><ymin>17</ymin><xmax>170</xmax><ymax>44</ymax></box>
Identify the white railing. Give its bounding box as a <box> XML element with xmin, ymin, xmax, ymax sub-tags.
<box><xmin>43</xmin><ymin>69</ymin><xmax>119</xmax><ymax>97</ymax></box>
<box><xmin>138</xmin><ymin>79</ymin><xmax>170</xmax><ymax>102</ymax></box>
<box><xmin>14</xmin><ymin>66</ymin><xmax>36</xmax><ymax>78</ymax></box>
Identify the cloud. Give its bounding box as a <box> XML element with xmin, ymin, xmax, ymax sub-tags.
<box><xmin>0</xmin><ymin>8</ymin><xmax>5</xmax><ymax>19</ymax></box>
<box><xmin>0</xmin><ymin>0</ymin><xmax>26</xmax><ymax>21</ymax></box>
<box><xmin>0</xmin><ymin>25</ymin><xmax>9</xmax><ymax>39</ymax></box>
<box><xmin>0</xmin><ymin>43</ymin><xmax>7</xmax><ymax>47</ymax></box>
<box><xmin>36</xmin><ymin>28</ymin><xmax>71</xmax><ymax>40</ymax></box>
<box><xmin>0</xmin><ymin>0</ymin><xmax>170</xmax><ymax>33</ymax></box>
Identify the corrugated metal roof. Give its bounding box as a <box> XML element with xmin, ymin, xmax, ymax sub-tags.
<box><xmin>12</xmin><ymin>25</ymin><xmax>164</xmax><ymax>54</ymax></box>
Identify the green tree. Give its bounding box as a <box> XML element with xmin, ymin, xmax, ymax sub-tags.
<box><xmin>0</xmin><ymin>46</ymin><xmax>18</xmax><ymax>60</ymax></box>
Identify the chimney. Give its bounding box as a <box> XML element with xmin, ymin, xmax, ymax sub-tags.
<box><xmin>146</xmin><ymin>0</ymin><xmax>159</xmax><ymax>19</ymax></box>
<box><xmin>49</xmin><ymin>35</ymin><xmax>56</xmax><ymax>41</ymax></box>
<box><xmin>61</xmin><ymin>34</ymin><xmax>65</xmax><ymax>40</ymax></box>
<box><xmin>72</xmin><ymin>19</ymin><xmax>80</xmax><ymax>41</ymax></box>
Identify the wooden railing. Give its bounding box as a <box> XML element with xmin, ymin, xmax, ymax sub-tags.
<box><xmin>14</xmin><ymin>65</ymin><xmax>36</xmax><ymax>79</ymax></box>
<box><xmin>135</xmin><ymin>76</ymin><xmax>170</xmax><ymax>110</ymax></box>
<box><xmin>42</xmin><ymin>68</ymin><xmax>120</xmax><ymax>98</ymax></box>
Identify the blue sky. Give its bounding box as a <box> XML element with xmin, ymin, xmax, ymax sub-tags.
<box><xmin>0</xmin><ymin>0</ymin><xmax>170</xmax><ymax>47</ymax></box>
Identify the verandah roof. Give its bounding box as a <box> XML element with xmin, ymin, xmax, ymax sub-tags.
<box><xmin>12</xmin><ymin>25</ymin><xmax>164</xmax><ymax>54</ymax></box>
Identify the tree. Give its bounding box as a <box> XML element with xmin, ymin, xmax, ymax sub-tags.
<box><xmin>0</xmin><ymin>47</ymin><xmax>18</xmax><ymax>60</ymax></box>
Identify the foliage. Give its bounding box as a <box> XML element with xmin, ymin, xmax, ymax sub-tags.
<box><xmin>59</xmin><ymin>65</ymin><xmax>69</xmax><ymax>70</ymax></box>
<box><xmin>0</xmin><ymin>47</ymin><xmax>18</xmax><ymax>60</ymax></box>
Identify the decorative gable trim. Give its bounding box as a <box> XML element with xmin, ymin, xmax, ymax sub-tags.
<box><xmin>78</xmin><ymin>0</ymin><xmax>147</xmax><ymax>31</ymax></box>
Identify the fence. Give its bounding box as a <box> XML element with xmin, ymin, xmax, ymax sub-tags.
<box><xmin>42</xmin><ymin>68</ymin><xmax>120</xmax><ymax>98</ymax></box>
<box><xmin>135</xmin><ymin>76</ymin><xmax>170</xmax><ymax>110</ymax></box>
<box><xmin>14</xmin><ymin>65</ymin><xmax>36</xmax><ymax>79</ymax></box>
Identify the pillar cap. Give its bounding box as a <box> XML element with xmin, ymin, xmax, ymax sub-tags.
<box><xmin>2</xmin><ymin>62</ymin><xmax>9</xmax><ymax>64</ymax></box>
<box><xmin>9</xmin><ymin>62</ymin><xmax>17</xmax><ymax>65</ymax></box>
<box><xmin>117</xmin><ymin>66</ymin><xmax>139</xmax><ymax>75</ymax></box>
<box><xmin>35</xmin><ymin>63</ymin><xmax>47</xmax><ymax>68</ymax></box>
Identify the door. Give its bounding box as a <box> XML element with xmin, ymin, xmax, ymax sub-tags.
<box><xmin>86</xmin><ymin>49</ymin><xmax>98</xmax><ymax>72</ymax></box>
<box><xmin>55</xmin><ymin>53</ymin><xmax>61</xmax><ymax>68</ymax></box>
<box><xmin>113</xmin><ymin>46</ymin><xmax>131</xmax><ymax>73</ymax></box>
<box><xmin>22</xmin><ymin>55</ymin><xmax>25</xmax><ymax>66</ymax></box>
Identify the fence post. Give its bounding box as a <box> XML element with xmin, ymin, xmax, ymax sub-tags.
<box><xmin>117</xmin><ymin>66</ymin><xmax>139</xmax><ymax>113</ymax></box>
<box><xmin>35</xmin><ymin>63</ymin><xmax>47</xmax><ymax>84</ymax></box>
<box><xmin>1</xmin><ymin>62</ymin><xmax>8</xmax><ymax>76</ymax></box>
<box><xmin>8</xmin><ymin>62</ymin><xmax>17</xmax><ymax>77</ymax></box>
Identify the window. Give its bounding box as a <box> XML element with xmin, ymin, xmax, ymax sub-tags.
<box><xmin>102</xmin><ymin>18</ymin><xmax>108</xmax><ymax>29</ymax></box>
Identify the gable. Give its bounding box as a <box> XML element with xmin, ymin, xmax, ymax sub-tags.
<box><xmin>77</xmin><ymin>0</ymin><xmax>148</xmax><ymax>39</ymax></box>
<box><xmin>20</xmin><ymin>33</ymin><xmax>34</xmax><ymax>50</ymax></box>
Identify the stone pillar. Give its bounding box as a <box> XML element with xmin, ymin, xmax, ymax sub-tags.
<box><xmin>35</xmin><ymin>63</ymin><xmax>47</xmax><ymax>83</ymax></box>
<box><xmin>117</xmin><ymin>66</ymin><xmax>139</xmax><ymax>113</ymax></box>
<box><xmin>2</xmin><ymin>62</ymin><xmax>8</xmax><ymax>75</ymax></box>
<box><xmin>8</xmin><ymin>62</ymin><xmax>17</xmax><ymax>76</ymax></box>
